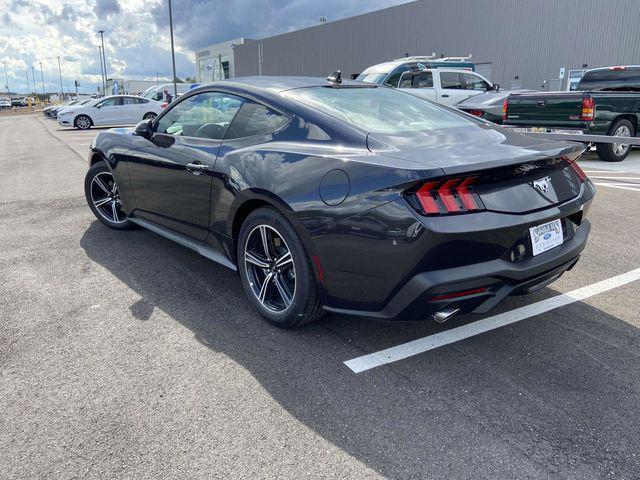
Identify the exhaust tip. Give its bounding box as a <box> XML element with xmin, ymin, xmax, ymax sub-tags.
<box><xmin>432</xmin><ymin>307</ymin><xmax>460</xmax><ymax>323</ymax></box>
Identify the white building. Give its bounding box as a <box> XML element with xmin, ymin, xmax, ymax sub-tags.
<box><xmin>195</xmin><ymin>38</ymin><xmax>251</xmax><ymax>83</ymax></box>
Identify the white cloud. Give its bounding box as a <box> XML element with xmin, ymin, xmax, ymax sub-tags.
<box><xmin>1</xmin><ymin>0</ymin><xmax>410</xmax><ymax>95</ymax></box>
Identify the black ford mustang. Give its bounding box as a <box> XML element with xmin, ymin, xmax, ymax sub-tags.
<box><xmin>84</xmin><ymin>76</ymin><xmax>595</xmax><ymax>328</ymax></box>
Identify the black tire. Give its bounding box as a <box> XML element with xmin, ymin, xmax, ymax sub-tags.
<box><xmin>237</xmin><ymin>207</ymin><xmax>324</xmax><ymax>328</ymax></box>
<box><xmin>74</xmin><ymin>114</ymin><xmax>92</xmax><ymax>130</ymax></box>
<box><xmin>84</xmin><ymin>162</ymin><xmax>133</xmax><ymax>230</ymax></box>
<box><xmin>596</xmin><ymin>119</ymin><xmax>635</xmax><ymax>162</ymax></box>
<box><xmin>143</xmin><ymin>112</ymin><xmax>157</xmax><ymax>120</ymax></box>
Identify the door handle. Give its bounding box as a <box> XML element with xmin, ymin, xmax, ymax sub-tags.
<box><xmin>186</xmin><ymin>162</ymin><xmax>211</xmax><ymax>175</ymax></box>
<box><xmin>441</xmin><ymin>94</ymin><xmax>450</xmax><ymax>98</ymax></box>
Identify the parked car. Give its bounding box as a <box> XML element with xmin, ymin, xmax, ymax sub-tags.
<box><xmin>358</xmin><ymin>60</ymin><xmax>496</xmax><ymax>106</ymax></box>
<box><xmin>58</xmin><ymin>95</ymin><xmax>165</xmax><ymax>129</ymax></box>
<box><xmin>84</xmin><ymin>76</ymin><xmax>594</xmax><ymax>328</ymax></box>
<box><xmin>44</xmin><ymin>100</ymin><xmax>80</xmax><ymax>118</ymax></box>
<box><xmin>0</xmin><ymin>98</ymin><xmax>11</xmax><ymax>109</ymax></box>
<box><xmin>503</xmin><ymin>66</ymin><xmax>640</xmax><ymax>161</ymax></box>
<box><xmin>456</xmin><ymin>90</ymin><xmax>533</xmax><ymax>124</ymax></box>
<box><xmin>51</xmin><ymin>98</ymin><xmax>92</xmax><ymax>120</ymax></box>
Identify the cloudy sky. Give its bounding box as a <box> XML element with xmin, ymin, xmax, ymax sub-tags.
<box><xmin>1</xmin><ymin>0</ymin><xmax>409</xmax><ymax>95</ymax></box>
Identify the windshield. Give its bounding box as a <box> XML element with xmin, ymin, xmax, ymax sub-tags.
<box><xmin>355</xmin><ymin>73</ymin><xmax>388</xmax><ymax>85</ymax></box>
<box><xmin>286</xmin><ymin>86</ymin><xmax>475</xmax><ymax>134</ymax></box>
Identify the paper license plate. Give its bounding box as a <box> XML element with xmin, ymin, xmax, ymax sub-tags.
<box><xmin>530</xmin><ymin>219</ymin><xmax>563</xmax><ymax>256</ymax></box>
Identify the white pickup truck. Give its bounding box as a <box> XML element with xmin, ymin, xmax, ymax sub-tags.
<box><xmin>357</xmin><ymin>59</ymin><xmax>497</xmax><ymax>106</ymax></box>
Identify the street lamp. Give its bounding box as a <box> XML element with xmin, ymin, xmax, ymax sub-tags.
<box><xmin>57</xmin><ymin>56</ymin><xmax>64</xmax><ymax>100</ymax></box>
<box><xmin>25</xmin><ymin>69</ymin><xmax>30</xmax><ymax>95</ymax></box>
<box><xmin>3</xmin><ymin>63</ymin><xmax>9</xmax><ymax>94</ymax></box>
<box><xmin>39</xmin><ymin>62</ymin><xmax>45</xmax><ymax>96</ymax></box>
<box><xmin>168</xmin><ymin>0</ymin><xmax>177</xmax><ymax>98</ymax></box>
<box><xmin>98</xmin><ymin>30</ymin><xmax>108</xmax><ymax>90</ymax></box>
<box><xmin>98</xmin><ymin>45</ymin><xmax>106</xmax><ymax>94</ymax></box>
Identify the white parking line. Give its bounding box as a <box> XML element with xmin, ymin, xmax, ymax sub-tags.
<box><xmin>344</xmin><ymin>268</ymin><xmax>640</xmax><ymax>373</ymax></box>
<box><xmin>593</xmin><ymin>183</ymin><xmax>640</xmax><ymax>192</ymax></box>
<box><xmin>589</xmin><ymin>176</ymin><xmax>640</xmax><ymax>180</ymax></box>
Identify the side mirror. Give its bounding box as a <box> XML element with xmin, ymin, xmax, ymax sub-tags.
<box><xmin>134</xmin><ymin>119</ymin><xmax>153</xmax><ymax>139</ymax></box>
<box><xmin>493</xmin><ymin>83</ymin><xmax>500</xmax><ymax>91</ymax></box>
<box><xmin>96</xmin><ymin>104</ymin><xmax>102</xmax><ymax>108</ymax></box>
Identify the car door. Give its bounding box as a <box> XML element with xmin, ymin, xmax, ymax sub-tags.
<box><xmin>460</xmin><ymin>72</ymin><xmax>492</xmax><ymax>101</ymax></box>
<box><xmin>122</xmin><ymin>97</ymin><xmax>144</xmax><ymax>123</ymax></box>
<box><xmin>93</xmin><ymin>97</ymin><xmax>123</xmax><ymax>125</ymax></box>
<box><xmin>125</xmin><ymin>91</ymin><xmax>244</xmax><ymax>240</ymax></box>
<box><xmin>437</xmin><ymin>71</ymin><xmax>470</xmax><ymax>105</ymax></box>
<box><xmin>397</xmin><ymin>71</ymin><xmax>437</xmax><ymax>101</ymax></box>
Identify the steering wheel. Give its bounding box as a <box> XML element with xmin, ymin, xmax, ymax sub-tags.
<box><xmin>195</xmin><ymin>123</ymin><xmax>226</xmax><ymax>139</ymax></box>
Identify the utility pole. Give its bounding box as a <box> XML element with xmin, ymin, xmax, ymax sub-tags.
<box><xmin>57</xmin><ymin>56</ymin><xmax>64</xmax><ymax>100</ymax></box>
<box><xmin>3</xmin><ymin>63</ymin><xmax>9</xmax><ymax>94</ymax></box>
<box><xmin>31</xmin><ymin>66</ymin><xmax>36</xmax><ymax>95</ymax></box>
<box><xmin>25</xmin><ymin>69</ymin><xmax>30</xmax><ymax>95</ymax></box>
<box><xmin>98</xmin><ymin>45</ymin><xmax>106</xmax><ymax>94</ymax></box>
<box><xmin>168</xmin><ymin>0</ymin><xmax>177</xmax><ymax>97</ymax></box>
<box><xmin>39</xmin><ymin>62</ymin><xmax>45</xmax><ymax>95</ymax></box>
<box><xmin>98</xmin><ymin>30</ymin><xmax>108</xmax><ymax>90</ymax></box>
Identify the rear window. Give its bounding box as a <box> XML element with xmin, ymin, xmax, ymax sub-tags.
<box><xmin>285</xmin><ymin>86</ymin><xmax>474</xmax><ymax>134</ymax></box>
<box><xmin>577</xmin><ymin>68</ymin><xmax>640</xmax><ymax>91</ymax></box>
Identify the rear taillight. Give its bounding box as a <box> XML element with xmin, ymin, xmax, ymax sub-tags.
<box><xmin>562</xmin><ymin>155</ymin><xmax>587</xmax><ymax>182</ymax></box>
<box><xmin>580</xmin><ymin>96</ymin><xmax>595</xmax><ymax>121</ymax></box>
<box><xmin>161</xmin><ymin>102</ymin><xmax>168</xmax><ymax>108</ymax></box>
<box><xmin>468</xmin><ymin>109</ymin><xmax>484</xmax><ymax>117</ymax></box>
<box><xmin>413</xmin><ymin>177</ymin><xmax>485</xmax><ymax>215</ymax></box>
<box><xmin>502</xmin><ymin>99</ymin><xmax>508</xmax><ymax>121</ymax></box>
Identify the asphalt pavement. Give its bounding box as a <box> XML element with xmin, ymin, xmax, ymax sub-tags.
<box><xmin>1</xmin><ymin>114</ymin><xmax>639</xmax><ymax>479</ymax></box>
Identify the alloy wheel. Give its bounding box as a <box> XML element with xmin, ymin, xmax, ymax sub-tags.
<box><xmin>89</xmin><ymin>171</ymin><xmax>126</xmax><ymax>224</ymax></box>
<box><xmin>76</xmin><ymin>116</ymin><xmax>91</xmax><ymax>129</ymax></box>
<box><xmin>612</xmin><ymin>125</ymin><xmax>631</xmax><ymax>156</ymax></box>
<box><xmin>244</xmin><ymin>225</ymin><xmax>296</xmax><ymax>313</ymax></box>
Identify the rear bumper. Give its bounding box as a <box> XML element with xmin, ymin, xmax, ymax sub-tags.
<box><xmin>323</xmin><ymin>218</ymin><xmax>590</xmax><ymax>321</ymax></box>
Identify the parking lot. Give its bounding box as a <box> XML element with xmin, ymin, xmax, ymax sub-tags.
<box><xmin>2</xmin><ymin>113</ymin><xmax>640</xmax><ymax>479</ymax></box>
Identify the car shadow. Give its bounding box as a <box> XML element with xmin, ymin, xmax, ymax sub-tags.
<box><xmin>80</xmin><ymin>221</ymin><xmax>640</xmax><ymax>479</ymax></box>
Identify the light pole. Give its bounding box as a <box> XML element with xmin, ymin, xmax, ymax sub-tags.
<box><xmin>25</xmin><ymin>69</ymin><xmax>30</xmax><ymax>95</ymax></box>
<box><xmin>98</xmin><ymin>45</ymin><xmax>106</xmax><ymax>94</ymax></box>
<box><xmin>3</xmin><ymin>63</ymin><xmax>9</xmax><ymax>94</ymax></box>
<box><xmin>31</xmin><ymin>66</ymin><xmax>36</xmax><ymax>95</ymax></box>
<box><xmin>98</xmin><ymin>30</ymin><xmax>108</xmax><ymax>90</ymax></box>
<box><xmin>168</xmin><ymin>0</ymin><xmax>177</xmax><ymax>98</ymax></box>
<box><xmin>57</xmin><ymin>56</ymin><xmax>64</xmax><ymax>100</ymax></box>
<box><xmin>39</xmin><ymin>62</ymin><xmax>45</xmax><ymax>95</ymax></box>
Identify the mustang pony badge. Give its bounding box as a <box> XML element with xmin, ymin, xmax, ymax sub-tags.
<box><xmin>533</xmin><ymin>176</ymin><xmax>552</xmax><ymax>194</ymax></box>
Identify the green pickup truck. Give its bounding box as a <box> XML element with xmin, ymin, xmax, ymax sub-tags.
<box><xmin>503</xmin><ymin>66</ymin><xmax>640</xmax><ymax>161</ymax></box>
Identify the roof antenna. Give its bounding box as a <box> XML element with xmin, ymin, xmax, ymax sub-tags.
<box><xmin>326</xmin><ymin>69</ymin><xmax>342</xmax><ymax>84</ymax></box>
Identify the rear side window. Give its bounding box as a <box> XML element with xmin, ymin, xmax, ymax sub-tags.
<box><xmin>440</xmin><ymin>72</ymin><xmax>463</xmax><ymax>90</ymax></box>
<box><xmin>225</xmin><ymin>103</ymin><xmax>288</xmax><ymax>139</ymax></box>
<box><xmin>577</xmin><ymin>68</ymin><xmax>640</xmax><ymax>91</ymax></box>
